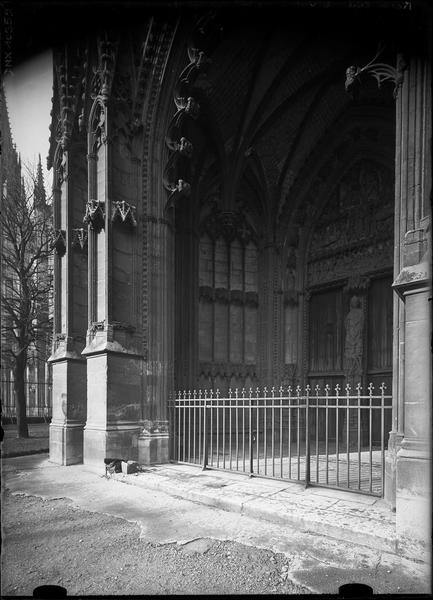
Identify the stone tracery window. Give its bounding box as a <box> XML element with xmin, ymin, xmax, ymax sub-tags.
<box><xmin>198</xmin><ymin>213</ymin><xmax>258</xmax><ymax>390</ymax></box>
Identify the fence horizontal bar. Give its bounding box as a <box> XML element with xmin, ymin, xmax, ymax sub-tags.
<box><xmin>172</xmin><ymin>402</ymin><xmax>392</xmax><ymax>409</ymax></box>
<box><xmin>173</xmin><ymin>395</ymin><xmax>391</xmax><ymax>401</ymax></box>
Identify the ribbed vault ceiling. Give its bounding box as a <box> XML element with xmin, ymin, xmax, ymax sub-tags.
<box><xmin>192</xmin><ymin>14</ymin><xmax>396</xmax><ymax>236</ymax></box>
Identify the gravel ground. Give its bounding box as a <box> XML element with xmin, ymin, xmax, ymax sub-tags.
<box><xmin>2</xmin><ymin>491</ymin><xmax>310</xmax><ymax>596</ymax></box>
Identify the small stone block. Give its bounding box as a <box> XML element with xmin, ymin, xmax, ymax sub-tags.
<box><xmin>121</xmin><ymin>460</ymin><xmax>139</xmax><ymax>474</ymax></box>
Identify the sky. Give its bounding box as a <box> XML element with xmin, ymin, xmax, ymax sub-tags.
<box><xmin>4</xmin><ymin>50</ymin><xmax>53</xmax><ymax>191</ymax></box>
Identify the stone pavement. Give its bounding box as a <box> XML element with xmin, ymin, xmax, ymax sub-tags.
<box><xmin>113</xmin><ymin>463</ymin><xmax>399</xmax><ymax>554</ymax></box>
<box><xmin>2</xmin><ymin>454</ymin><xmax>431</xmax><ymax>595</ymax></box>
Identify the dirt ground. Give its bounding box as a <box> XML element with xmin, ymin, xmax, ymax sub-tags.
<box><xmin>1</xmin><ymin>423</ymin><xmax>49</xmax><ymax>457</ymax></box>
<box><xmin>1</xmin><ymin>490</ymin><xmax>310</xmax><ymax>596</ymax></box>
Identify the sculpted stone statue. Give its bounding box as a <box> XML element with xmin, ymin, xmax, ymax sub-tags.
<box><xmin>344</xmin><ymin>295</ymin><xmax>364</xmax><ymax>375</ymax></box>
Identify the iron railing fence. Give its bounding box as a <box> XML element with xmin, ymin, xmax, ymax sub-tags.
<box><xmin>170</xmin><ymin>383</ymin><xmax>392</xmax><ymax>497</ymax></box>
<box><xmin>1</xmin><ymin>379</ymin><xmax>52</xmax><ymax>421</ymax></box>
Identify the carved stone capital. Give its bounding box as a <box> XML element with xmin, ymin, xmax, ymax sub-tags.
<box><xmin>215</xmin><ymin>287</ymin><xmax>230</xmax><ymax>304</ymax></box>
<box><xmin>199</xmin><ymin>285</ymin><xmax>215</xmax><ymax>302</ymax></box>
<box><xmin>244</xmin><ymin>291</ymin><xmax>259</xmax><ymax>307</ymax></box>
<box><xmin>51</xmin><ymin>229</ymin><xmax>67</xmax><ymax>257</ymax></box>
<box><xmin>230</xmin><ymin>289</ymin><xmax>244</xmax><ymax>306</ymax></box>
<box><xmin>111</xmin><ymin>200</ymin><xmax>137</xmax><ymax>228</ymax></box>
<box><xmin>84</xmin><ymin>200</ymin><xmax>105</xmax><ymax>232</ymax></box>
<box><xmin>71</xmin><ymin>228</ymin><xmax>88</xmax><ymax>251</ymax></box>
<box><xmin>402</xmin><ymin>226</ymin><xmax>430</xmax><ymax>268</ymax></box>
<box><xmin>89</xmin><ymin>321</ymin><xmax>105</xmax><ymax>335</ymax></box>
<box><xmin>393</xmin><ymin>260</ymin><xmax>431</xmax><ymax>299</ymax></box>
<box><xmin>141</xmin><ymin>419</ymin><xmax>169</xmax><ymax>435</ymax></box>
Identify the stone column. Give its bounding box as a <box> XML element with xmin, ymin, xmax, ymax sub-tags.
<box><xmin>258</xmin><ymin>240</ymin><xmax>283</xmax><ymax>387</ymax></box>
<box><xmin>138</xmin><ymin>212</ymin><xmax>175</xmax><ymax>465</ymax></box>
<box><xmin>174</xmin><ymin>198</ymin><xmax>198</xmax><ymax>391</ymax></box>
<box><xmin>390</xmin><ymin>52</ymin><xmax>431</xmax><ymax>553</ymax></box>
<box><xmin>49</xmin><ymin>142</ymin><xmax>88</xmax><ymax>465</ymax></box>
<box><xmin>82</xmin><ymin>100</ymin><xmax>144</xmax><ymax>466</ymax></box>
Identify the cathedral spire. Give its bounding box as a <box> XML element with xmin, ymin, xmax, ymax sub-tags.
<box><xmin>34</xmin><ymin>153</ymin><xmax>47</xmax><ymax>208</ymax></box>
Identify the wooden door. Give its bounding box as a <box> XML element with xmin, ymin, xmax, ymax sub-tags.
<box><xmin>308</xmin><ymin>287</ymin><xmax>345</xmax><ymax>392</ymax></box>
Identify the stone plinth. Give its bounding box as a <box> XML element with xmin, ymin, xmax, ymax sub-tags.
<box><xmin>384</xmin><ymin>431</ymin><xmax>404</xmax><ymax>510</ymax></box>
<box><xmin>50</xmin><ymin>423</ymin><xmax>85</xmax><ymax>466</ymax></box>
<box><xmin>49</xmin><ymin>344</ymin><xmax>87</xmax><ymax>465</ymax></box>
<box><xmin>83</xmin><ymin>424</ymin><xmax>141</xmax><ymax>465</ymax></box>
<box><xmin>138</xmin><ymin>432</ymin><xmax>170</xmax><ymax>465</ymax></box>
<box><xmin>395</xmin><ymin>444</ymin><xmax>431</xmax><ymax>556</ymax></box>
<box><xmin>82</xmin><ymin>346</ymin><xmax>143</xmax><ymax>466</ymax></box>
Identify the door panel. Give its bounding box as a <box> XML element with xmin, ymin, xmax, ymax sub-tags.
<box><xmin>309</xmin><ymin>288</ymin><xmax>344</xmax><ymax>376</ymax></box>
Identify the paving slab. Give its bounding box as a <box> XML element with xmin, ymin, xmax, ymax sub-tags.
<box><xmin>306</xmin><ymin>486</ymin><xmax>379</xmax><ymax>504</ymax></box>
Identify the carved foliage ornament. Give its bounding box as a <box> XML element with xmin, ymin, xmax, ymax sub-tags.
<box><xmin>199</xmin><ymin>362</ymin><xmax>257</xmax><ymax>380</ymax></box>
<box><xmin>84</xmin><ymin>200</ymin><xmax>105</xmax><ymax>232</ymax></box>
<box><xmin>142</xmin><ymin>419</ymin><xmax>169</xmax><ymax>435</ymax></box>
<box><xmin>71</xmin><ymin>228</ymin><xmax>88</xmax><ymax>251</ymax></box>
<box><xmin>163</xmin><ymin>15</ymin><xmax>220</xmax><ymax>207</ymax></box>
<box><xmin>51</xmin><ymin>229</ymin><xmax>67</xmax><ymax>257</ymax></box>
<box><xmin>199</xmin><ymin>286</ymin><xmax>259</xmax><ymax>307</ymax></box>
<box><xmin>89</xmin><ymin>321</ymin><xmax>105</xmax><ymax>334</ymax></box>
<box><xmin>111</xmin><ymin>200</ymin><xmax>137</xmax><ymax>228</ymax></box>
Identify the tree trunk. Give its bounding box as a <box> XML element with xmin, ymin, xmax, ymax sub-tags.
<box><xmin>14</xmin><ymin>351</ymin><xmax>29</xmax><ymax>438</ymax></box>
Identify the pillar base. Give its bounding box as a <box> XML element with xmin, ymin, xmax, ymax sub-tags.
<box><xmin>83</xmin><ymin>425</ymin><xmax>141</xmax><ymax>466</ymax></box>
<box><xmin>395</xmin><ymin>446</ymin><xmax>431</xmax><ymax>559</ymax></box>
<box><xmin>49</xmin><ymin>423</ymin><xmax>84</xmax><ymax>465</ymax></box>
<box><xmin>48</xmin><ymin>356</ymin><xmax>87</xmax><ymax>465</ymax></box>
<box><xmin>384</xmin><ymin>431</ymin><xmax>404</xmax><ymax>509</ymax></box>
<box><xmin>138</xmin><ymin>432</ymin><xmax>169</xmax><ymax>465</ymax></box>
<box><xmin>82</xmin><ymin>349</ymin><xmax>144</xmax><ymax>467</ymax></box>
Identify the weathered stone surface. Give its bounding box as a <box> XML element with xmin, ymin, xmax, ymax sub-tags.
<box><xmin>138</xmin><ymin>433</ymin><xmax>169</xmax><ymax>465</ymax></box>
<box><xmin>47</xmin><ymin>8</ymin><xmax>431</xmax><ymax>556</ymax></box>
<box><xmin>49</xmin><ymin>423</ymin><xmax>84</xmax><ymax>466</ymax></box>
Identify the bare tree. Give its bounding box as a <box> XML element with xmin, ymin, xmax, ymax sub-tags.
<box><xmin>1</xmin><ymin>162</ymin><xmax>52</xmax><ymax>437</ymax></box>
